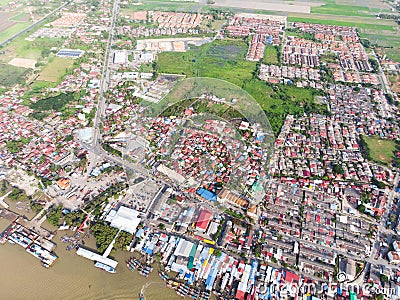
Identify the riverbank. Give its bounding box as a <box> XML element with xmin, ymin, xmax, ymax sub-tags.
<box><xmin>0</xmin><ymin>219</ymin><xmax>180</xmax><ymax>300</ymax></box>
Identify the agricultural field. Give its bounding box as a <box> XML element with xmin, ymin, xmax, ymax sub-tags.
<box><xmin>37</xmin><ymin>57</ymin><xmax>74</xmax><ymax>82</ymax></box>
<box><xmin>364</xmin><ymin>136</ymin><xmax>397</xmax><ymax>166</ymax></box>
<box><xmin>288</xmin><ymin>16</ymin><xmax>395</xmax><ymax>31</ymax></box>
<box><xmin>0</xmin><ymin>37</ymin><xmax>64</xmax><ymax>62</ymax></box>
<box><xmin>0</xmin><ymin>0</ymin><xmax>64</xmax><ymax>44</ymax></box>
<box><xmin>0</xmin><ymin>22</ymin><xmax>30</xmax><ymax>44</ymax></box>
<box><xmin>311</xmin><ymin>3</ymin><xmax>386</xmax><ymax>18</ymax></box>
<box><xmin>120</xmin><ymin>0</ymin><xmax>202</xmax><ymax>12</ymax></box>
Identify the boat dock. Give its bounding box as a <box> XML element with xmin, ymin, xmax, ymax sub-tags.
<box><xmin>0</xmin><ymin>222</ymin><xmax>58</xmax><ymax>267</ymax></box>
<box><xmin>76</xmin><ymin>247</ymin><xmax>118</xmax><ymax>270</ymax></box>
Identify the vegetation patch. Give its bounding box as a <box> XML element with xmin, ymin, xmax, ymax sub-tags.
<box><xmin>158</xmin><ymin>39</ymin><xmax>256</xmax><ymax>86</ymax></box>
<box><xmin>91</xmin><ymin>221</ymin><xmax>133</xmax><ymax>254</ymax></box>
<box><xmin>5</xmin><ymin>137</ymin><xmax>32</xmax><ymax>153</ymax></box>
<box><xmin>262</xmin><ymin>46</ymin><xmax>279</xmax><ymax>64</ymax></box>
<box><xmin>311</xmin><ymin>4</ymin><xmax>381</xmax><ymax>18</ymax></box>
<box><xmin>0</xmin><ymin>63</ymin><xmax>27</xmax><ymax>86</ymax></box>
<box><xmin>157</xmin><ymin>40</ymin><xmax>327</xmax><ymax>135</ymax></box>
<box><xmin>47</xmin><ymin>205</ymin><xmax>63</xmax><ymax>226</ymax></box>
<box><xmin>30</xmin><ymin>92</ymin><xmax>78</xmax><ymax>116</ymax></box>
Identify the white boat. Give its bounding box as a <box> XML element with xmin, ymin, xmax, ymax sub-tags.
<box><xmin>94</xmin><ymin>261</ymin><xmax>116</xmax><ymax>273</ymax></box>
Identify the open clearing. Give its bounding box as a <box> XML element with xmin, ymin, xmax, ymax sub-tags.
<box><xmin>157</xmin><ymin>39</ymin><xmax>326</xmax><ymax>135</ymax></box>
<box><xmin>263</xmin><ymin>46</ymin><xmax>279</xmax><ymax>64</ymax></box>
<box><xmin>37</xmin><ymin>57</ymin><xmax>74</xmax><ymax>82</ymax></box>
<box><xmin>0</xmin><ymin>63</ymin><xmax>26</xmax><ymax>86</ymax></box>
<box><xmin>0</xmin><ymin>37</ymin><xmax>64</xmax><ymax>63</ymax></box>
<box><xmin>8</xmin><ymin>57</ymin><xmax>36</xmax><ymax>69</ymax></box>
<box><xmin>364</xmin><ymin>136</ymin><xmax>396</xmax><ymax>165</ymax></box>
<box><xmin>9</xmin><ymin>12</ymin><xmax>30</xmax><ymax>22</ymax></box>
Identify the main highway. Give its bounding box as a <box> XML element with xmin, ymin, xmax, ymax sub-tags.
<box><xmin>92</xmin><ymin>0</ymin><xmax>119</xmax><ymax>150</ymax></box>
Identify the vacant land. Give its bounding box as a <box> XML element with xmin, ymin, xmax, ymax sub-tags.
<box><xmin>0</xmin><ymin>63</ymin><xmax>26</xmax><ymax>86</ymax></box>
<box><xmin>262</xmin><ymin>46</ymin><xmax>279</xmax><ymax>64</ymax></box>
<box><xmin>37</xmin><ymin>57</ymin><xmax>74</xmax><ymax>82</ymax></box>
<box><xmin>8</xmin><ymin>57</ymin><xmax>36</xmax><ymax>69</ymax></box>
<box><xmin>158</xmin><ymin>39</ymin><xmax>256</xmax><ymax>86</ymax></box>
<box><xmin>364</xmin><ymin>136</ymin><xmax>396</xmax><ymax>165</ymax></box>
<box><xmin>9</xmin><ymin>12</ymin><xmax>30</xmax><ymax>22</ymax></box>
<box><xmin>157</xmin><ymin>40</ymin><xmax>326</xmax><ymax>134</ymax></box>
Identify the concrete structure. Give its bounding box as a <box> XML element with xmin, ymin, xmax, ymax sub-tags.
<box><xmin>76</xmin><ymin>247</ymin><xmax>118</xmax><ymax>268</ymax></box>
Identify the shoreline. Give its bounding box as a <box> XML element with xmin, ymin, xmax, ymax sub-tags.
<box><xmin>0</xmin><ymin>218</ymin><xmax>180</xmax><ymax>300</ymax></box>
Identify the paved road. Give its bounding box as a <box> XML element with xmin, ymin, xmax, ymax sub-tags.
<box><xmin>93</xmin><ymin>0</ymin><xmax>119</xmax><ymax>149</ymax></box>
<box><xmin>0</xmin><ymin>191</ymin><xmax>11</xmax><ymax>209</ymax></box>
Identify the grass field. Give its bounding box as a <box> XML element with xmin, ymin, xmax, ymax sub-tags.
<box><xmin>384</xmin><ymin>49</ymin><xmax>400</xmax><ymax>62</ymax></box>
<box><xmin>37</xmin><ymin>57</ymin><xmax>74</xmax><ymax>82</ymax></box>
<box><xmin>262</xmin><ymin>46</ymin><xmax>279</xmax><ymax>64</ymax></box>
<box><xmin>360</xmin><ymin>32</ymin><xmax>400</xmax><ymax>48</ymax></box>
<box><xmin>0</xmin><ymin>63</ymin><xmax>27</xmax><ymax>86</ymax></box>
<box><xmin>364</xmin><ymin>136</ymin><xmax>396</xmax><ymax>165</ymax></box>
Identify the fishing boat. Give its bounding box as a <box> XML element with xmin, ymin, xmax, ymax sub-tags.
<box><xmin>94</xmin><ymin>261</ymin><xmax>116</xmax><ymax>273</ymax></box>
<box><xmin>139</xmin><ymin>292</ymin><xmax>145</xmax><ymax>300</ymax></box>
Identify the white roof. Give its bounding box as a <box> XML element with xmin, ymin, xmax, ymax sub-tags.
<box><xmin>106</xmin><ymin>206</ymin><xmax>141</xmax><ymax>235</ymax></box>
<box><xmin>76</xmin><ymin>247</ymin><xmax>118</xmax><ymax>268</ymax></box>
<box><xmin>113</xmin><ymin>51</ymin><xmax>126</xmax><ymax>64</ymax></box>
<box><xmin>174</xmin><ymin>239</ymin><xmax>194</xmax><ymax>258</ymax></box>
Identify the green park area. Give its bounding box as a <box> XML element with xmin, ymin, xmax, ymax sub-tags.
<box><xmin>157</xmin><ymin>40</ymin><xmax>327</xmax><ymax>134</ymax></box>
<box><xmin>362</xmin><ymin>135</ymin><xmax>398</xmax><ymax>166</ymax></box>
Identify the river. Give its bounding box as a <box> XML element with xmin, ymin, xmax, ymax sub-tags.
<box><xmin>0</xmin><ymin>219</ymin><xmax>180</xmax><ymax>300</ymax></box>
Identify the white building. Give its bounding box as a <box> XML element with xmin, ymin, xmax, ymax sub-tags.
<box><xmin>113</xmin><ymin>51</ymin><xmax>127</xmax><ymax>64</ymax></box>
<box><xmin>105</xmin><ymin>206</ymin><xmax>141</xmax><ymax>235</ymax></box>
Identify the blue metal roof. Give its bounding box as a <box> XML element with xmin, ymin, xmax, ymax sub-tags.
<box><xmin>197</xmin><ymin>188</ymin><xmax>217</xmax><ymax>202</ymax></box>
